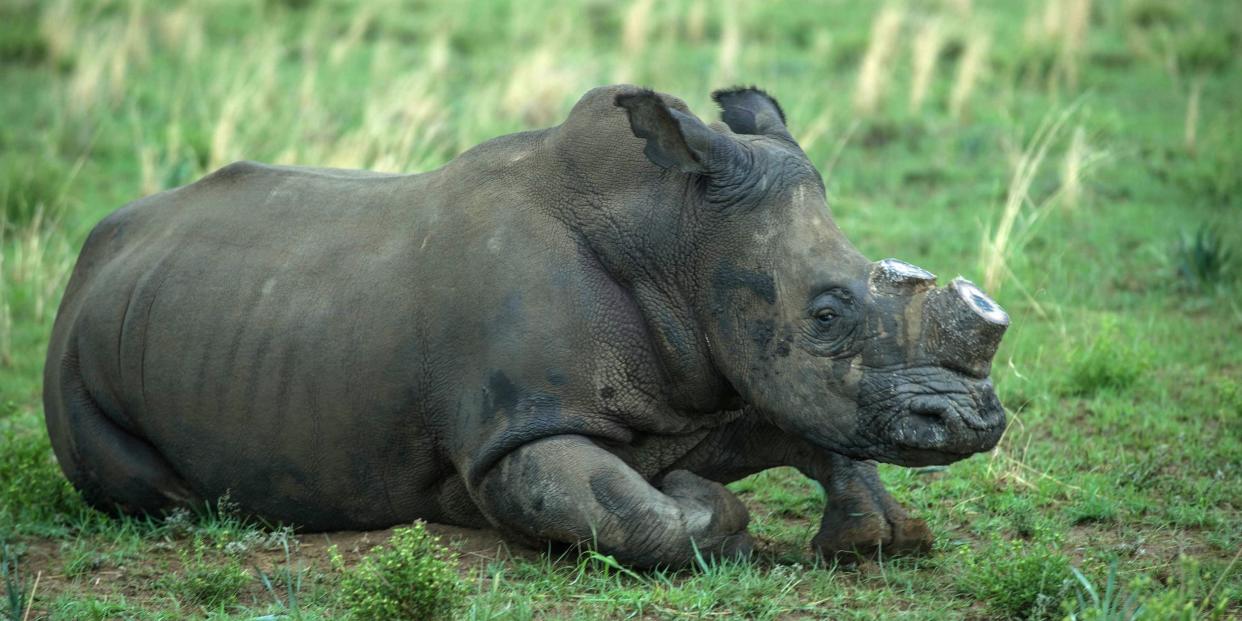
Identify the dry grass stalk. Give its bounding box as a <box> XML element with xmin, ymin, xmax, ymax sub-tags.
<box><xmin>156</xmin><ymin>6</ymin><xmax>205</xmax><ymax>64</ymax></box>
<box><xmin>796</xmin><ymin>111</ymin><xmax>833</xmax><ymax>155</ymax></box>
<box><xmin>368</xmin><ymin>38</ymin><xmax>399</xmax><ymax>85</ymax></box>
<box><xmin>67</xmin><ymin>28</ymin><xmax>110</xmax><ymax>114</ymax></box>
<box><xmin>908</xmin><ymin>18</ymin><xmax>943</xmax><ymax>112</ymax></box>
<box><xmin>1040</xmin><ymin>0</ymin><xmax>1064</xmax><ymax>40</ymax></box>
<box><xmin>823</xmin><ymin>120</ymin><xmax>861</xmax><ymax>181</ymax></box>
<box><xmin>298</xmin><ymin>60</ymin><xmax>322</xmax><ymax>119</ymax></box>
<box><xmin>0</xmin><ymin>232</ymin><xmax>7</xmax><ymax>365</ymax></box>
<box><xmin>64</xmin><ymin>3</ymin><xmax>153</xmax><ymax>115</ymax></box>
<box><xmin>949</xmin><ymin>32</ymin><xmax>989</xmax><ymax>120</ymax></box>
<box><xmin>38</xmin><ymin>0</ymin><xmax>78</xmax><ymax>67</ymax></box>
<box><xmin>685</xmin><ymin>0</ymin><xmax>707</xmax><ymax>44</ymax></box>
<box><xmin>504</xmin><ymin>46</ymin><xmax>581</xmax><ymax>128</ymax></box>
<box><xmin>0</xmin><ymin>210</ymin><xmax>74</xmax><ymax>327</ymax></box>
<box><xmin>1184</xmin><ymin>76</ymin><xmax>1202</xmax><ymax>154</ymax></box>
<box><xmin>108</xmin><ymin>2</ymin><xmax>150</xmax><ymax>102</ymax></box>
<box><xmin>1026</xmin><ymin>0</ymin><xmax>1091</xmax><ymax>90</ymax></box>
<box><xmin>980</xmin><ymin>105</ymin><xmax>1077</xmax><ymax>293</ymax></box>
<box><xmin>1058</xmin><ymin>0</ymin><xmax>1091</xmax><ymax>89</ymax></box>
<box><xmin>330</xmin><ymin>7</ymin><xmax>375</xmax><ymax>66</ymax></box>
<box><xmin>947</xmin><ymin>0</ymin><xmax>972</xmax><ymax>16</ymax></box>
<box><xmin>715</xmin><ymin>4</ymin><xmax>741</xmax><ymax>85</ymax></box>
<box><xmin>1061</xmin><ymin>123</ymin><xmax>1109</xmax><ymax>212</ymax></box>
<box><xmin>322</xmin><ymin>71</ymin><xmax>445</xmax><ymax>172</ymax></box>
<box><xmin>1058</xmin><ymin>0</ymin><xmax>1087</xmax><ymax>84</ymax></box>
<box><xmin>134</xmin><ymin>97</ymin><xmax>192</xmax><ymax>194</ymax></box>
<box><xmin>0</xmin><ymin>300</ymin><xmax>10</xmax><ymax>366</ymax></box>
<box><xmin>427</xmin><ymin>33</ymin><xmax>452</xmax><ymax>76</ymax></box>
<box><xmin>622</xmin><ymin>0</ymin><xmax>654</xmax><ymax>59</ymax></box>
<box><xmin>1061</xmin><ymin>125</ymin><xmax>1086</xmax><ymax>209</ymax></box>
<box><xmin>209</xmin><ymin>91</ymin><xmax>250</xmax><ymax>171</ymax></box>
<box><xmin>853</xmin><ymin>5</ymin><xmax>904</xmax><ymax>115</ymax></box>
<box><xmin>615</xmin><ymin>0</ymin><xmax>653</xmax><ymax>83</ymax></box>
<box><xmin>208</xmin><ymin>42</ymin><xmax>280</xmax><ymax>170</ymax></box>
<box><xmin>136</xmin><ymin>141</ymin><xmax>161</xmax><ymax>197</ymax></box>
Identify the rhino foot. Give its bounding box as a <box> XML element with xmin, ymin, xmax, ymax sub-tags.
<box><xmin>714</xmin><ymin>531</ymin><xmax>756</xmax><ymax>561</ymax></box>
<box><xmin>477</xmin><ymin>437</ymin><xmax>756</xmax><ymax>568</ymax></box>
<box><xmin>659</xmin><ymin>470</ymin><xmax>754</xmax><ymax>563</ymax></box>
<box><xmin>811</xmin><ymin>458</ymin><xmax>933</xmax><ymax>564</ymax></box>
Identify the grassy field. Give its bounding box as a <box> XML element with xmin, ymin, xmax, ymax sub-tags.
<box><xmin>1</xmin><ymin>0</ymin><xmax>1239</xmax><ymax>618</ymax></box>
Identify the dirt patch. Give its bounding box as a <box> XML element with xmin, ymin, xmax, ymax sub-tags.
<box><xmin>1064</xmin><ymin>523</ymin><xmax>1232</xmax><ymax>577</ymax></box>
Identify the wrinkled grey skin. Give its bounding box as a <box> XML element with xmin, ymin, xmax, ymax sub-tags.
<box><xmin>44</xmin><ymin>85</ymin><xmax>1008</xmax><ymax>567</ymax></box>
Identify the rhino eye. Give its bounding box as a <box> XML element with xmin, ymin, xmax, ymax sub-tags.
<box><xmin>809</xmin><ymin>288</ymin><xmax>851</xmax><ymax>328</ymax></box>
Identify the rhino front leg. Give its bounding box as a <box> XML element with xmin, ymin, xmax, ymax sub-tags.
<box><xmin>812</xmin><ymin>454</ymin><xmax>933</xmax><ymax>563</ymax></box>
<box><xmin>665</xmin><ymin>417</ymin><xmax>932</xmax><ymax>562</ymax></box>
<box><xmin>475</xmin><ymin>435</ymin><xmax>753</xmax><ymax>568</ymax></box>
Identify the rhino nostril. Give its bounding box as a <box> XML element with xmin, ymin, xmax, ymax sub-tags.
<box><xmin>907</xmin><ymin>398</ymin><xmax>950</xmax><ymax>424</ymax></box>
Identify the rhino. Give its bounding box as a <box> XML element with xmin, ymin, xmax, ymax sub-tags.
<box><xmin>44</xmin><ymin>85</ymin><xmax>1008</xmax><ymax>567</ymax></box>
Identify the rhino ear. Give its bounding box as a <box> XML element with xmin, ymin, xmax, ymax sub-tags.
<box><xmin>711</xmin><ymin>86</ymin><xmax>793</xmax><ymax>142</ymax></box>
<box><xmin>615</xmin><ymin>89</ymin><xmax>729</xmax><ymax>175</ymax></box>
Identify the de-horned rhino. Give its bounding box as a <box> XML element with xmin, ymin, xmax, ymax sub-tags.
<box><xmin>44</xmin><ymin>85</ymin><xmax>1008</xmax><ymax>567</ymax></box>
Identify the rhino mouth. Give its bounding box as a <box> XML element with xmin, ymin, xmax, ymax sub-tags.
<box><xmin>869</xmin><ymin>372</ymin><xmax>1007</xmax><ymax>467</ymax></box>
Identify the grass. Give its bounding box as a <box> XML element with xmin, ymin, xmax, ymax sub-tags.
<box><xmin>3</xmin><ymin>541</ymin><xmax>32</xmax><ymax>621</ymax></box>
<box><xmin>0</xmin><ymin>0</ymin><xmax>1240</xmax><ymax>618</ymax></box>
<box><xmin>159</xmin><ymin>538</ymin><xmax>251</xmax><ymax>609</ymax></box>
<box><xmin>1173</xmin><ymin>225</ymin><xmax>1234</xmax><ymax>291</ymax></box>
<box><xmin>255</xmin><ymin>532</ymin><xmax>308</xmax><ymax>618</ymax></box>
<box><xmin>954</xmin><ymin>538</ymin><xmax>1073</xmax><ymax>619</ymax></box>
<box><xmin>331</xmin><ymin>523</ymin><xmax>467</xmax><ymax>620</ymax></box>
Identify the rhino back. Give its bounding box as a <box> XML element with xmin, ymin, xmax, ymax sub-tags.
<box><xmin>56</xmin><ymin>156</ymin><xmax>629</xmax><ymax>528</ymax></box>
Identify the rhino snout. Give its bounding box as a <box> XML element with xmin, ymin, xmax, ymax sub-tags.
<box><xmin>885</xmin><ymin>379</ymin><xmax>1006</xmax><ymax>466</ymax></box>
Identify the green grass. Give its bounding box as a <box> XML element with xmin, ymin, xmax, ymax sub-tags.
<box><xmin>1</xmin><ymin>0</ymin><xmax>1240</xmax><ymax>618</ymax></box>
<box><xmin>158</xmin><ymin>538</ymin><xmax>252</xmax><ymax>609</ymax></box>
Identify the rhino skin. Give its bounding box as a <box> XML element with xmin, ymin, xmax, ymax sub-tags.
<box><xmin>44</xmin><ymin>85</ymin><xmax>1008</xmax><ymax>567</ymax></box>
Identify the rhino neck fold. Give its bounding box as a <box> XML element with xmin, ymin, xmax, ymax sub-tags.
<box><xmin>533</xmin><ymin>151</ymin><xmax>739</xmax><ymax>412</ymax></box>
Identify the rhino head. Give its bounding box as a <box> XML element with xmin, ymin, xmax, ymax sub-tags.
<box><xmin>614</xmin><ymin>87</ymin><xmax>1007</xmax><ymax>466</ymax></box>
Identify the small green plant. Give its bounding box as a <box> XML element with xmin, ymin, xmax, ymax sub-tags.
<box><xmin>1172</xmin><ymin>225</ymin><xmax>1233</xmax><ymax>291</ymax></box>
<box><xmin>332</xmin><ymin>522</ymin><xmax>467</xmax><ymax>621</ymax></box>
<box><xmin>160</xmin><ymin>537</ymin><xmax>251</xmax><ymax>609</ymax></box>
<box><xmin>1068</xmin><ymin>494</ymin><xmax>1119</xmax><ymax>525</ymax></box>
<box><xmin>1063</xmin><ymin>561</ymin><xmax>1142</xmax><ymax>620</ymax></box>
<box><xmin>1064</xmin><ymin>556</ymin><xmax>1233</xmax><ymax>620</ymax></box>
<box><xmin>255</xmin><ymin>530</ymin><xmax>306</xmax><ymax>619</ymax></box>
<box><xmin>1063</xmin><ymin>318</ymin><xmax>1148</xmax><ymax>396</ymax></box>
<box><xmin>955</xmin><ymin>538</ymin><xmax>1072</xmax><ymax>620</ymax></box>
<box><xmin>60</xmin><ymin>540</ymin><xmax>104</xmax><ymax>579</ymax></box>
<box><xmin>2</xmin><ymin>542</ymin><xmax>30</xmax><ymax>621</ymax></box>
